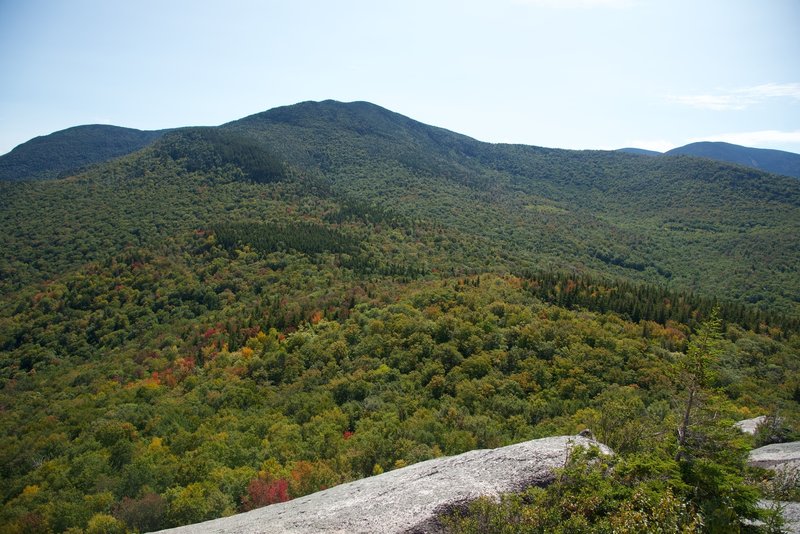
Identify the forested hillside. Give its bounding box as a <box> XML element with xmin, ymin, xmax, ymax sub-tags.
<box><xmin>0</xmin><ymin>125</ymin><xmax>166</xmax><ymax>181</ymax></box>
<box><xmin>1</xmin><ymin>100</ymin><xmax>799</xmax><ymax>532</ymax></box>
<box><xmin>3</xmin><ymin>102</ymin><xmax>799</xmax><ymax>315</ymax></box>
<box><xmin>225</xmin><ymin>101</ymin><xmax>800</xmax><ymax>316</ymax></box>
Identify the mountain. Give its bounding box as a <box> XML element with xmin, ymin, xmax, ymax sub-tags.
<box><xmin>0</xmin><ymin>124</ymin><xmax>167</xmax><ymax>181</ymax></box>
<box><xmin>2</xmin><ymin>101</ymin><xmax>799</xmax><ymax>314</ymax></box>
<box><xmin>616</xmin><ymin>147</ymin><xmax>662</xmax><ymax>157</ymax></box>
<box><xmin>665</xmin><ymin>141</ymin><xmax>800</xmax><ymax>178</ymax></box>
<box><xmin>617</xmin><ymin>142</ymin><xmax>800</xmax><ymax>179</ymax></box>
<box><xmin>1</xmin><ymin>100</ymin><xmax>799</xmax><ymax>533</ymax></box>
<box><xmin>220</xmin><ymin>100</ymin><xmax>800</xmax><ymax>314</ymax></box>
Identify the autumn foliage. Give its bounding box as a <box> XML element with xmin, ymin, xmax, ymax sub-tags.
<box><xmin>242</xmin><ymin>478</ymin><xmax>290</xmax><ymax>510</ymax></box>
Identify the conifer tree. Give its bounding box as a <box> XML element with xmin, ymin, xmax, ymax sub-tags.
<box><xmin>676</xmin><ymin>309</ymin><xmax>723</xmax><ymax>457</ymax></box>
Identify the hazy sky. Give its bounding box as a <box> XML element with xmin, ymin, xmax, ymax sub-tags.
<box><xmin>1</xmin><ymin>0</ymin><xmax>798</xmax><ymax>155</ymax></box>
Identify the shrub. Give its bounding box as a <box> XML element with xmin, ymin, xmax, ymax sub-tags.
<box><xmin>113</xmin><ymin>493</ymin><xmax>167</xmax><ymax>532</ymax></box>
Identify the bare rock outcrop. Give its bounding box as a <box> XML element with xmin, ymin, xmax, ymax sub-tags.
<box><xmin>749</xmin><ymin>442</ymin><xmax>800</xmax><ymax>534</ymax></box>
<box><xmin>153</xmin><ymin>435</ymin><xmax>609</xmax><ymax>534</ymax></box>
<box><xmin>735</xmin><ymin>416</ymin><xmax>766</xmax><ymax>435</ymax></box>
<box><xmin>748</xmin><ymin>441</ymin><xmax>800</xmax><ymax>471</ymax></box>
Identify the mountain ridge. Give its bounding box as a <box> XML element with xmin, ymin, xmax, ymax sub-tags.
<box><xmin>616</xmin><ymin>147</ymin><xmax>662</xmax><ymax>157</ymax></box>
<box><xmin>665</xmin><ymin>141</ymin><xmax>800</xmax><ymax>178</ymax></box>
<box><xmin>4</xmin><ymin>100</ymin><xmax>798</xmax><ymax>180</ymax></box>
<box><xmin>0</xmin><ymin>124</ymin><xmax>169</xmax><ymax>181</ymax></box>
<box><xmin>616</xmin><ymin>141</ymin><xmax>800</xmax><ymax>178</ymax></box>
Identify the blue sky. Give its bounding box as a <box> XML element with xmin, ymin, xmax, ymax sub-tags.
<box><xmin>1</xmin><ymin>0</ymin><xmax>798</xmax><ymax>155</ymax></box>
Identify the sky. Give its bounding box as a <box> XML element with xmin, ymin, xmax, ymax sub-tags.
<box><xmin>1</xmin><ymin>0</ymin><xmax>798</xmax><ymax>155</ymax></box>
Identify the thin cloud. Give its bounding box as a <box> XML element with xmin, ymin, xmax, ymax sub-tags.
<box><xmin>667</xmin><ymin>83</ymin><xmax>800</xmax><ymax>111</ymax></box>
<box><xmin>512</xmin><ymin>0</ymin><xmax>636</xmax><ymax>8</ymax></box>
<box><xmin>667</xmin><ymin>94</ymin><xmax>751</xmax><ymax>111</ymax></box>
<box><xmin>747</xmin><ymin>83</ymin><xmax>800</xmax><ymax>98</ymax></box>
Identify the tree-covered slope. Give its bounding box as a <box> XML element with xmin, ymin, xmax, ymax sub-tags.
<box><xmin>0</xmin><ymin>125</ymin><xmax>167</xmax><ymax>181</ymax></box>
<box><xmin>666</xmin><ymin>141</ymin><xmax>800</xmax><ymax>179</ymax></box>
<box><xmin>224</xmin><ymin>101</ymin><xmax>800</xmax><ymax>315</ymax></box>
<box><xmin>2</xmin><ymin>101</ymin><xmax>799</xmax><ymax>314</ymax></box>
<box><xmin>1</xmin><ymin>102</ymin><xmax>799</xmax><ymax>533</ymax></box>
<box><xmin>2</xmin><ymin>257</ymin><xmax>798</xmax><ymax>531</ymax></box>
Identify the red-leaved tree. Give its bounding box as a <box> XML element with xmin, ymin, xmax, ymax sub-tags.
<box><xmin>242</xmin><ymin>478</ymin><xmax>290</xmax><ymax>510</ymax></box>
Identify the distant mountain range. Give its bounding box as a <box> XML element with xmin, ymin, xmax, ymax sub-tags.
<box><xmin>618</xmin><ymin>142</ymin><xmax>800</xmax><ymax>179</ymax></box>
<box><xmin>0</xmin><ymin>124</ymin><xmax>167</xmax><ymax>181</ymax></box>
